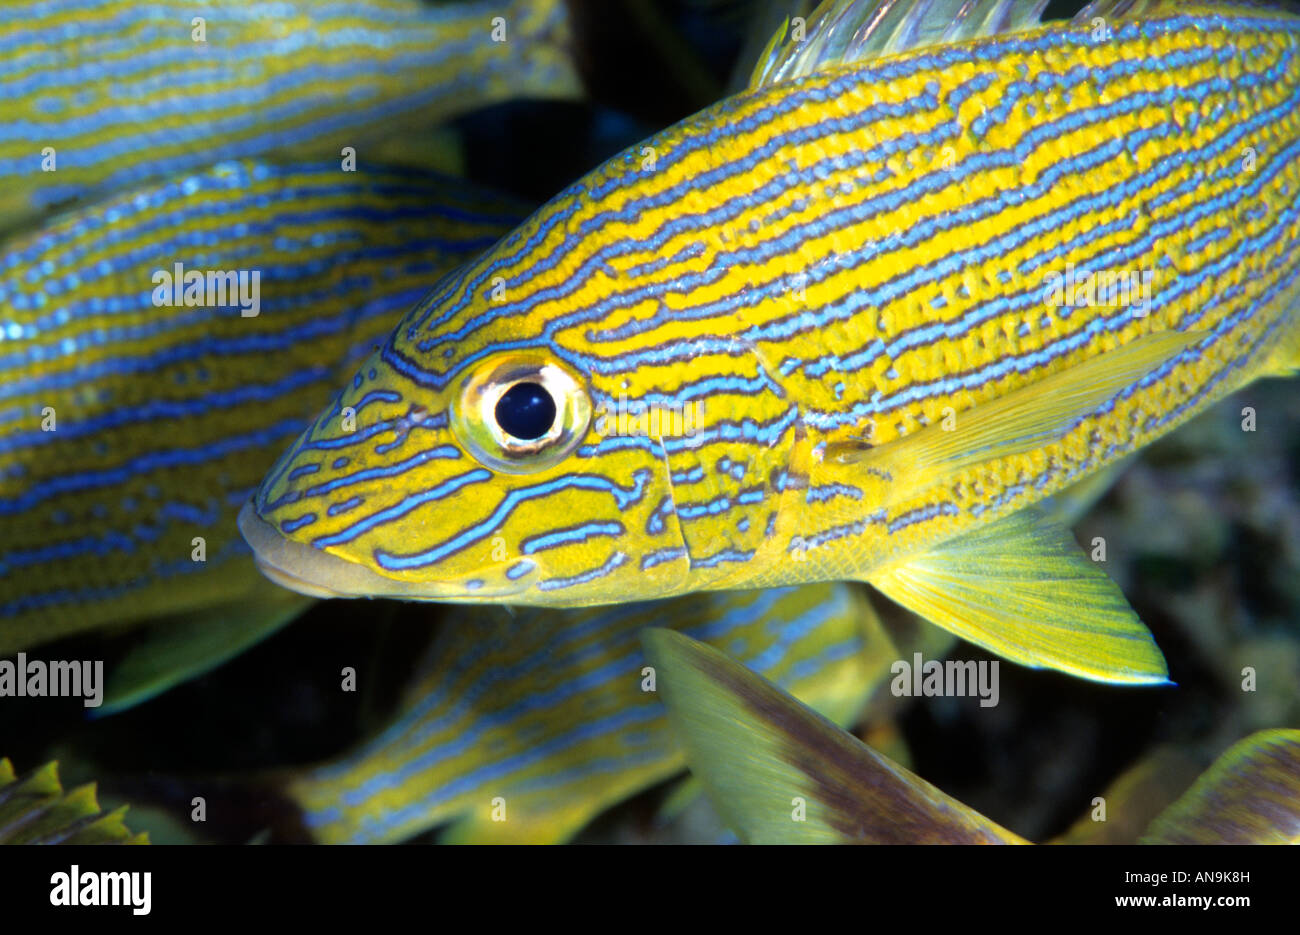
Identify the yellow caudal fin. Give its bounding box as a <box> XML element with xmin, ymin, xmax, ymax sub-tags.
<box><xmin>828</xmin><ymin>330</ymin><xmax>1198</xmax><ymax>507</ymax></box>
<box><xmin>865</xmin><ymin>507</ymin><xmax>1170</xmax><ymax>684</ymax></box>
<box><xmin>641</xmin><ymin>629</ymin><xmax>1026</xmax><ymax>844</ymax></box>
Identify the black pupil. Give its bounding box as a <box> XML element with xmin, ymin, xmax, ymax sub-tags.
<box><xmin>495</xmin><ymin>382</ymin><xmax>557</xmax><ymax>441</ymax></box>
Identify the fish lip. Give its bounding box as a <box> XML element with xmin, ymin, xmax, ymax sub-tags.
<box><xmin>236</xmin><ymin>499</ymin><xmax>524</xmax><ymax>602</ymax></box>
<box><xmin>237</xmin><ymin>500</ymin><xmax>353</xmax><ymax>598</ymax></box>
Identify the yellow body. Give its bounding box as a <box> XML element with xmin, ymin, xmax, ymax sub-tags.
<box><xmin>251</xmin><ymin>5</ymin><xmax>1299</xmax><ymax>595</ymax></box>
<box><xmin>243</xmin><ymin>3</ymin><xmax>1299</xmax><ymax>682</ymax></box>
<box><xmin>0</xmin><ymin>0</ymin><xmax>575</xmax><ymax>231</ymax></box>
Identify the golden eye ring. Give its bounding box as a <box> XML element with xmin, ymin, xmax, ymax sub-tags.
<box><xmin>450</xmin><ymin>352</ymin><xmax>592</xmax><ymax>474</ymax></box>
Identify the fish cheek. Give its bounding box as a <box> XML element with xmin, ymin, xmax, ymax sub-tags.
<box><xmin>347</xmin><ymin>469</ymin><xmax>506</xmax><ymax>585</ymax></box>
<box><xmin>528</xmin><ymin>444</ymin><xmax>694</xmax><ymax>602</ymax></box>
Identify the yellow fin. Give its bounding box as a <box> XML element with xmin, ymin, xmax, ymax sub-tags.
<box><xmin>866</xmin><ymin>507</ymin><xmax>1170</xmax><ymax>684</ymax></box>
<box><xmin>1140</xmin><ymin>729</ymin><xmax>1300</xmax><ymax>844</ymax></box>
<box><xmin>0</xmin><ymin>759</ymin><xmax>148</xmax><ymax>844</ymax></box>
<box><xmin>830</xmin><ymin>330</ymin><xmax>1198</xmax><ymax>503</ymax></box>
<box><xmin>1260</xmin><ymin>316</ymin><xmax>1300</xmax><ymax>376</ymax></box>
<box><xmin>642</xmin><ymin>629</ymin><xmax>1027</xmax><ymax>844</ymax></box>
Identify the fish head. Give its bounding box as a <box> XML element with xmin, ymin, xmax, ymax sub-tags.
<box><xmin>238</xmin><ymin>251</ymin><xmax>713</xmax><ymax>606</ymax></box>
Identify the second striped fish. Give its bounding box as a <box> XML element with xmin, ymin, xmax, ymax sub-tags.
<box><xmin>0</xmin><ymin>160</ymin><xmax>525</xmax><ymax>654</ymax></box>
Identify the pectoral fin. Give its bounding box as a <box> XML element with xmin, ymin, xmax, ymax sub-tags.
<box><xmin>97</xmin><ymin>588</ymin><xmax>311</xmax><ymax>715</ymax></box>
<box><xmin>865</xmin><ymin>507</ymin><xmax>1170</xmax><ymax>685</ymax></box>
<box><xmin>641</xmin><ymin>628</ymin><xmax>1026</xmax><ymax>844</ymax></box>
<box><xmin>829</xmin><ymin>330</ymin><xmax>1198</xmax><ymax>507</ymax></box>
<box><xmin>1260</xmin><ymin>316</ymin><xmax>1300</xmax><ymax>377</ymax></box>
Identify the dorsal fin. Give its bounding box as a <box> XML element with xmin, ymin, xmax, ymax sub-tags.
<box><xmin>748</xmin><ymin>0</ymin><xmax>1051</xmax><ymax>90</ymax></box>
<box><xmin>1073</xmin><ymin>0</ymin><xmax>1288</xmax><ymax>25</ymax></box>
<box><xmin>1072</xmin><ymin>0</ymin><xmax>1178</xmax><ymax>22</ymax></box>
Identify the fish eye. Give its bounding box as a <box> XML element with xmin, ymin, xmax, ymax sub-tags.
<box><xmin>494</xmin><ymin>381</ymin><xmax>556</xmax><ymax>441</ymax></box>
<box><xmin>450</xmin><ymin>352</ymin><xmax>592</xmax><ymax>474</ymax></box>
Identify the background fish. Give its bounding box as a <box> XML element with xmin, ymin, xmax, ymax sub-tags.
<box><xmin>242</xmin><ymin>0</ymin><xmax>1300</xmax><ymax>685</ymax></box>
<box><xmin>0</xmin><ymin>160</ymin><xmax>526</xmax><ymax>657</ymax></box>
<box><xmin>0</xmin><ymin>0</ymin><xmax>577</xmax><ymax>232</ymax></box>
<box><xmin>284</xmin><ymin>582</ymin><xmax>893</xmax><ymax>844</ymax></box>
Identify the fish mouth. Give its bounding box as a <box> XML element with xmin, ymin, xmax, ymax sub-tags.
<box><xmin>237</xmin><ymin>500</ymin><xmax>523</xmax><ymax>602</ymax></box>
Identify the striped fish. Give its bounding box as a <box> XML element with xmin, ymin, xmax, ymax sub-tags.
<box><xmin>0</xmin><ymin>0</ymin><xmax>576</xmax><ymax>231</ymax></box>
<box><xmin>242</xmin><ymin>0</ymin><xmax>1300</xmax><ymax>685</ymax></box>
<box><xmin>285</xmin><ymin>582</ymin><xmax>892</xmax><ymax>844</ymax></box>
<box><xmin>0</xmin><ymin>160</ymin><xmax>526</xmax><ymax>654</ymax></box>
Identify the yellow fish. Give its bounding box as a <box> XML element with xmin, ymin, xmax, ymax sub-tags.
<box><xmin>284</xmin><ymin>583</ymin><xmax>891</xmax><ymax>844</ymax></box>
<box><xmin>0</xmin><ymin>0</ymin><xmax>576</xmax><ymax>231</ymax></box>
<box><xmin>0</xmin><ymin>161</ymin><xmax>525</xmax><ymax>656</ymax></box>
<box><xmin>241</xmin><ymin>0</ymin><xmax>1300</xmax><ymax>685</ymax></box>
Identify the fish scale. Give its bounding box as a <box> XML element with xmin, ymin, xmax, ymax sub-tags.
<box><xmin>244</xmin><ymin>1</ymin><xmax>1299</xmax><ymax>683</ymax></box>
<box><xmin>0</xmin><ymin>161</ymin><xmax>527</xmax><ymax>652</ymax></box>
<box><xmin>0</xmin><ymin>0</ymin><xmax>576</xmax><ymax>231</ymax></box>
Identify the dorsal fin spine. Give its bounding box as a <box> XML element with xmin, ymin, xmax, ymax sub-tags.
<box><xmin>748</xmin><ymin>0</ymin><xmax>1056</xmax><ymax>91</ymax></box>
